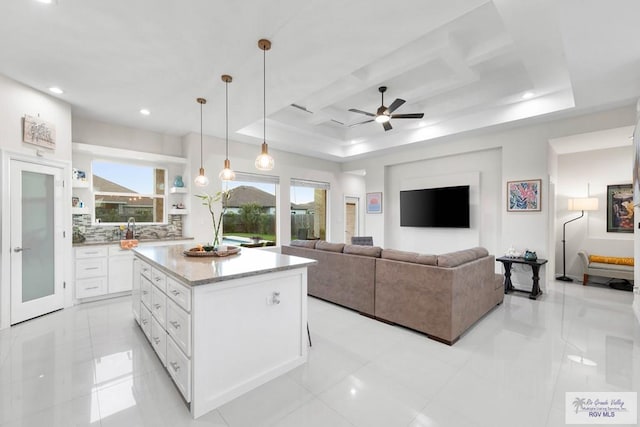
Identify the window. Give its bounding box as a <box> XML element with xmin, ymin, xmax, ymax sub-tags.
<box><xmin>93</xmin><ymin>160</ymin><xmax>166</xmax><ymax>223</ymax></box>
<box><xmin>290</xmin><ymin>179</ymin><xmax>329</xmax><ymax>240</ymax></box>
<box><xmin>222</xmin><ymin>172</ymin><xmax>279</xmax><ymax>245</ymax></box>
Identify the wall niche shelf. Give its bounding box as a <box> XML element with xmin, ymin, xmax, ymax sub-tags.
<box><xmin>72</xmin><ymin>207</ymin><xmax>91</xmax><ymax>215</ymax></box>
<box><xmin>72</xmin><ymin>180</ymin><xmax>90</xmax><ymax>189</ymax></box>
<box><xmin>170</xmin><ymin>187</ymin><xmax>188</xmax><ymax>194</ymax></box>
<box><xmin>169</xmin><ymin>209</ymin><xmax>189</xmax><ymax>215</ymax></box>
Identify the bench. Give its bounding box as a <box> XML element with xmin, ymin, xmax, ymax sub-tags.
<box><xmin>577</xmin><ymin>250</ymin><xmax>634</xmax><ymax>285</ymax></box>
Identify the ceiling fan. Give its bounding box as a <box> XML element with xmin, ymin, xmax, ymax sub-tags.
<box><xmin>349</xmin><ymin>86</ymin><xmax>424</xmax><ymax>131</ymax></box>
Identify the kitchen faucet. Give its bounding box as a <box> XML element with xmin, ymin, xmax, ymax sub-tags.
<box><xmin>126</xmin><ymin>217</ymin><xmax>136</xmax><ymax>239</ymax></box>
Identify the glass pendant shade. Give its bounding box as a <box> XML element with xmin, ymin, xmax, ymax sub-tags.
<box><xmin>255</xmin><ymin>142</ymin><xmax>274</xmax><ymax>171</ymax></box>
<box><xmin>194</xmin><ymin>167</ymin><xmax>209</xmax><ymax>187</ymax></box>
<box><xmin>219</xmin><ymin>159</ymin><xmax>236</xmax><ymax>181</ymax></box>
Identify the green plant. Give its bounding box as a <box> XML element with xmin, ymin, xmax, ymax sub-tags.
<box><xmin>195</xmin><ymin>190</ymin><xmax>230</xmax><ymax>246</ymax></box>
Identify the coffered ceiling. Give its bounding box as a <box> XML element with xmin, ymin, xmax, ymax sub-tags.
<box><xmin>1</xmin><ymin>0</ymin><xmax>639</xmax><ymax>161</ymax></box>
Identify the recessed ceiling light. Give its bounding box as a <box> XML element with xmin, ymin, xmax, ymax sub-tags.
<box><xmin>36</xmin><ymin>0</ymin><xmax>56</xmax><ymax>4</ymax></box>
<box><xmin>522</xmin><ymin>91</ymin><xmax>534</xmax><ymax>100</ymax></box>
<box><xmin>139</xmin><ymin>109</ymin><xmax>151</xmax><ymax>116</ymax></box>
<box><xmin>48</xmin><ymin>87</ymin><xmax>63</xmax><ymax>94</ymax></box>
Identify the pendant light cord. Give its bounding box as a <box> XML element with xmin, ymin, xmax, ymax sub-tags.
<box><xmin>263</xmin><ymin>45</ymin><xmax>266</xmax><ymax>143</ymax></box>
<box><xmin>226</xmin><ymin>80</ymin><xmax>229</xmax><ymax>159</ymax></box>
<box><xmin>200</xmin><ymin>101</ymin><xmax>204</xmax><ymax>169</ymax></box>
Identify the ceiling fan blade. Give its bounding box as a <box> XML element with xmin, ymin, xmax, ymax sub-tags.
<box><xmin>348</xmin><ymin>108</ymin><xmax>375</xmax><ymax>117</ymax></box>
<box><xmin>383</xmin><ymin>121</ymin><xmax>392</xmax><ymax>131</ymax></box>
<box><xmin>387</xmin><ymin>98</ymin><xmax>405</xmax><ymax>114</ymax></box>
<box><xmin>390</xmin><ymin>113</ymin><xmax>424</xmax><ymax>119</ymax></box>
<box><xmin>348</xmin><ymin>119</ymin><xmax>374</xmax><ymax>127</ymax></box>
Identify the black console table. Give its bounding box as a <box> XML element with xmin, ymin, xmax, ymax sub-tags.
<box><xmin>496</xmin><ymin>256</ymin><xmax>548</xmax><ymax>300</ymax></box>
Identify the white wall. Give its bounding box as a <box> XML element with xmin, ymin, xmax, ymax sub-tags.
<box><xmin>0</xmin><ymin>74</ymin><xmax>74</xmax><ymax>329</ymax></box>
<box><xmin>556</xmin><ymin>146</ymin><xmax>633</xmax><ymax>280</ymax></box>
<box><xmin>385</xmin><ymin>148</ymin><xmax>501</xmax><ymax>254</ymax></box>
<box><xmin>343</xmin><ymin>105</ymin><xmax>637</xmax><ymax>288</ymax></box>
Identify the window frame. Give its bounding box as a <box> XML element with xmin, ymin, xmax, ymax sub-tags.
<box><xmin>290</xmin><ymin>178</ymin><xmax>330</xmax><ymax>241</ymax></box>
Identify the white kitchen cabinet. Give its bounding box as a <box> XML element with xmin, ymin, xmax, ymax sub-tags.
<box><xmin>108</xmin><ymin>246</ymin><xmax>134</xmax><ymax>294</ymax></box>
<box><xmin>132</xmin><ymin>258</ymin><xmax>141</xmax><ymax>324</ymax></box>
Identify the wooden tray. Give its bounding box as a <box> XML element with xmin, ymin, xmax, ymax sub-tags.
<box><xmin>183</xmin><ymin>246</ymin><xmax>241</xmax><ymax>257</ymax></box>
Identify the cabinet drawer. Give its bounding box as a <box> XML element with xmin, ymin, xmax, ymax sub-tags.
<box><xmin>150</xmin><ymin>317</ymin><xmax>167</xmax><ymax>367</ymax></box>
<box><xmin>140</xmin><ymin>277</ymin><xmax>152</xmax><ymax>311</ymax></box>
<box><xmin>75</xmin><ymin>258</ymin><xmax>107</xmax><ymax>279</ymax></box>
<box><xmin>166</xmin><ymin>336</ymin><xmax>191</xmax><ymax>402</ymax></box>
<box><xmin>75</xmin><ymin>246</ymin><xmax>108</xmax><ymax>259</ymax></box>
<box><xmin>151</xmin><ymin>285</ymin><xmax>167</xmax><ymax>328</ymax></box>
<box><xmin>151</xmin><ymin>268</ymin><xmax>167</xmax><ymax>292</ymax></box>
<box><xmin>166</xmin><ymin>299</ymin><xmax>191</xmax><ymax>357</ymax></box>
<box><xmin>76</xmin><ymin>277</ymin><xmax>107</xmax><ymax>299</ymax></box>
<box><xmin>166</xmin><ymin>277</ymin><xmax>191</xmax><ymax>312</ymax></box>
<box><xmin>140</xmin><ymin>261</ymin><xmax>152</xmax><ymax>280</ymax></box>
<box><xmin>140</xmin><ymin>304</ymin><xmax>152</xmax><ymax>341</ymax></box>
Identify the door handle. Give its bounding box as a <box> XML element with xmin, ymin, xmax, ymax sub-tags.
<box><xmin>13</xmin><ymin>247</ymin><xmax>31</xmax><ymax>253</ymax></box>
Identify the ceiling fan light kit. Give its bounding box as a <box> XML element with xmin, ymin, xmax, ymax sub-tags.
<box><xmin>349</xmin><ymin>86</ymin><xmax>424</xmax><ymax>131</ymax></box>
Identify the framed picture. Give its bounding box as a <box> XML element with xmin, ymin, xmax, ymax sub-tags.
<box><xmin>72</xmin><ymin>196</ymin><xmax>79</xmax><ymax>207</ymax></box>
<box><xmin>22</xmin><ymin>115</ymin><xmax>56</xmax><ymax>149</ymax></box>
<box><xmin>607</xmin><ymin>184</ymin><xmax>633</xmax><ymax>233</ymax></box>
<box><xmin>507</xmin><ymin>179</ymin><xmax>541</xmax><ymax>212</ymax></box>
<box><xmin>366</xmin><ymin>192</ymin><xmax>382</xmax><ymax>214</ymax></box>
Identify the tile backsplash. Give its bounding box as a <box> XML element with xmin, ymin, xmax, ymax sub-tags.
<box><xmin>72</xmin><ymin>214</ymin><xmax>183</xmax><ymax>243</ymax></box>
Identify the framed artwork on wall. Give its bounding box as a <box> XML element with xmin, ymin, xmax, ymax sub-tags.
<box><xmin>22</xmin><ymin>115</ymin><xmax>56</xmax><ymax>149</ymax></box>
<box><xmin>366</xmin><ymin>192</ymin><xmax>382</xmax><ymax>214</ymax></box>
<box><xmin>607</xmin><ymin>183</ymin><xmax>633</xmax><ymax>233</ymax></box>
<box><xmin>507</xmin><ymin>179</ymin><xmax>541</xmax><ymax>212</ymax></box>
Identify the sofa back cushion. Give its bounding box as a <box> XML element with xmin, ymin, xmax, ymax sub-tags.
<box><xmin>437</xmin><ymin>247</ymin><xmax>489</xmax><ymax>267</ymax></box>
<box><xmin>381</xmin><ymin>249</ymin><xmax>437</xmax><ymax>265</ymax></box>
<box><xmin>344</xmin><ymin>244</ymin><xmax>382</xmax><ymax>258</ymax></box>
<box><xmin>315</xmin><ymin>241</ymin><xmax>345</xmax><ymax>253</ymax></box>
<box><xmin>290</xmin><ymin>239</ymin><xmax>318</xmax><ymax>249</ymax></box>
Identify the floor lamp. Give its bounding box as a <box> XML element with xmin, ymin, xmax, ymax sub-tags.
<box><xmin>557</xmin><ymin>197</ymin><xmax>599</xmax><ymax>281</ymax></box>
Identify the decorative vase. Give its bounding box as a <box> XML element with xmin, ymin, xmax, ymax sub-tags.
<box><xmin>173</xmin><ymin>175</ymin><xmax>184</xmax><ymax>188</ymax></box>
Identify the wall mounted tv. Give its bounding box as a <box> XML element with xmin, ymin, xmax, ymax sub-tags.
<box><xmin>400</xmin><ymin>185</ymin><xmax>470</xmax><ymax>228</ymax></box>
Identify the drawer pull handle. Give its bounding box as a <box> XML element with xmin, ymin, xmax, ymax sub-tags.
<box><xmin>153</xmin><ymin>304</ymin><xmax>161</xmax><ymax>309</ymax></box>
<box><xmin>141</xmin><ymin>319</ymin><xmax>148</xmax><ymax>325</ymax></box>
<box><xmin>142</xmin><ymin>291</ymin><xmax>148</xmax><ymax>295</ymax></box>
<box><xmin>155</xmin><ymin>277</ymin><xmax>162</xmax><ymax>282</ymax></box>
<box><xmin>85</xmin><ymin>267</ymin><xmax>99</xmax><ymax>270</ymax></box>
<box><xmin>169</xmin><ymin>320</ymin><xmax>181</xmax><ymax>329</ymax></box>
<box><xmin>86</xmin><ymin>286</ymin><xmax>99</xmax><ymax>290</ymax></box>
<box><xmin>170</xmin><ymin>289</ymin><xmax>180</xmax><ymax>296</ymax></box>
<box><xmin>169</xmin><ymin>361</ymin><xmax>180</xmax><ymax>373</ymax></box>
<box><xmin>85</xmin><ymin>251</ymin><xmax>99</xmax><ymax>254</ymax></box>
<box><xmin>153</xmin><ymin>337</ymin><xmax>161</xmax><ymax>345</ymax></box>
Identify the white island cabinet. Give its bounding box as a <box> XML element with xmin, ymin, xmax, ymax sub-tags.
<box><xmin>132</xmin><ymin>244</ymin><xmax>315</xmax><ymax>419</ymax></box>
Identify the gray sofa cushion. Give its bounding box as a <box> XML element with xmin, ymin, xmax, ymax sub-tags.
<box><xmin>290</xmin><ymin>239</ymin><xmax>317</xmax><ymax>249</ymax></box>
<box><xmin>344</xmin><ymin>244</ymin><xmax>382</xmax><ymax>258</ymax></box>
<box><xmin>315</xmin><ymin>241</ymin><xmax>345</xmax><ymax>253</ymax></box>
<box><xmin>437</xmin><ymin>247</ymin><xmax>489</xmax><ymax>267</ymax></box>
<box><xmin>381</xmin><ymin>249</ymin><xmax>437</xmax><ymax>265</ymax></box>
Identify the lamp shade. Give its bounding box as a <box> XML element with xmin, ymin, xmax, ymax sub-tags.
<box><xmin>568</xmin><ymin>197</ymin><xmax>598</xmax><ymax>211</ymax></box>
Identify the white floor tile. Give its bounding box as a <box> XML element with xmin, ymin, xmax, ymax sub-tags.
<box><xmin>0</xmin><ymin>281</ymin><xmax>638</xmax><ymax>427</ymax></box>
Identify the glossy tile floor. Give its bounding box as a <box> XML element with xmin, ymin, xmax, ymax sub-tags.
<box><xmin>0</xmin><ymin>280</ymin><xmax>638</xmax><ymax>427</ymax></box>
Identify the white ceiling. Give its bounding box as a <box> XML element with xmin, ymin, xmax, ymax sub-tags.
<box><xmin>1</xmin><ymin>0</ymin><xmax>639</xmax><ymax>161</ymax></box>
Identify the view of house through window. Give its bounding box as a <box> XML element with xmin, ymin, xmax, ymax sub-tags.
<box><xmin>222</xmin><ymin>173</ymin><xmax>278</xmax><ymax>245</ymax></box>
<box><xmin>290</xmin><ymin>179</ymin><xmax>329</xmax><ymax>241</ymax></box>
<box><xmin>93</xmin><ymin>161</ymin><xmax>166</xmax><ymax>223</ymax></box>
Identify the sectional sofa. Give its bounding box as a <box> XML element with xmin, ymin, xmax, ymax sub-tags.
<box><xmin>282</xmin><ymin>240</ymin><xmax>503</xmax><ymax>345</ymax></box>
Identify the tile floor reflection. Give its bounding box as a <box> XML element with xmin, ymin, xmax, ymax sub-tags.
<box><xmin>0</xmin><ymin>280</ymin><xmax>638</xmax><ymax>426</ymax></box>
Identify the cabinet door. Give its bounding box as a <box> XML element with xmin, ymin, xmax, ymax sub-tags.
<box><xmin>108</xmin><ymin>253</ymin><xmax>134</xmax><ymax>294</ymax></box>
<box><xmin>132</xmin><ymin>258</ymin><xmax>141</xmax><ymax>324</ymax></box>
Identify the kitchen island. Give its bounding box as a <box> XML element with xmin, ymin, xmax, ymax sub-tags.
<box><xmin>132</xmin><ymin>243</ymin><xmax>315</xmax><ymax>418</ymax></box>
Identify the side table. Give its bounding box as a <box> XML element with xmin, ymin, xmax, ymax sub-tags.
<box><xmin>496</xmin><ymin>256</ymin><xmax>548</xmax><ymax>300</ymax></box>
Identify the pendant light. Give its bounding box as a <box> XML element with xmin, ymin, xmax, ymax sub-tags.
<box><xmin>219</xmin><ymin>74</ymin><xmax>236</xmax><ymax>181</ymax></box>
<box><xmin>194</xmin><ymin>97</ymin><xmax>210</xmax><ymax>187</ymax></box>
<box><xmin>255</xmin><ymin>38</ymin><xmax>274</xmax><ymax>171</ymax></box>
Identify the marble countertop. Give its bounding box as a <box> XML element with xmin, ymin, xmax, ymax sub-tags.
<box><xmin>73</xmin><ymin>237</ymin><xmax>194</xmax><ymax>247</ymax></box>
<box><xmin>133</xmin><ymin>243</ymin><xmax>316</xmax><ymax>286</ymax></box>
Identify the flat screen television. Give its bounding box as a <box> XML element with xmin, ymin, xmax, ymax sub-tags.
<box><xmin>400</xmin><ymin>185</ymin><xmax>470</xmax><ymax>228</ymax></box>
